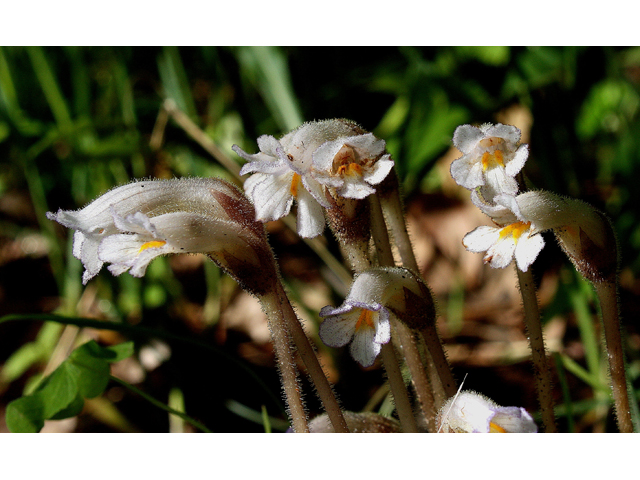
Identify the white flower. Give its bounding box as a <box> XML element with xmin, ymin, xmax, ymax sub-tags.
<box><xmin>311</xmin><ymin>132</ymin><xmax>394</xmax><ymax>199</ymax></box>
<box><xmin>451</xmin><ymin>123</ymin><xmax>529</xmax><ymax>200</ymax></box>
<box><xmin>318</xmin><ymin>267</ymin><xmax>426</xmax><ymax>367</ymax></box>
<box><xmin>319</xmin><ymin>299</ymin><xmax>391</xmax><ymax>368</ymax></box>
<box><xmin>47</xmin><ymin>178</ymin><xmax>264</xmax><ymax>285</ymax></box>
<box><xmin>234</xmin><ymin>133</ymin><xmax>327</xmax><ymax>238</ymax></box>
<box><xmin>463</xmin><ymin>191</ymin><xmax>545</xmax><ymax>272</ymax></box>
<box><xmin>437</xmin><ymin>391</ymin><xmax>538</xmax><ymax>433</ymax></box>
<box><xmin>233</xmin><ymin>119</ymin><xmax>394</xmax><ymax>238</ymax></box>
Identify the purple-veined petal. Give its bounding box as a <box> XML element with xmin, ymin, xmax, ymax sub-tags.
<box><xmin>318</xmin><ymin>312</ymin><xmax>358</xmax><ymax>348</ymax></box>
<box><xmin>350</xmin><ymin>326</ymin><xmax>380</xmax><ymax>367</ymax></box>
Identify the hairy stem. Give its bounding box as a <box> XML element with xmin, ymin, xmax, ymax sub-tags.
<box><xmin>593</xmin><ymin>279</ymin><xmax>635</xmax><ymax>433</ymax></box>
<box><xmin>259</xmin><ymin>290</ymin><xmax>309</xmax><ymax>433</ymax></box>
<box><xmin>370</xmin><ymin>195</ymin><xmax>438</xmax><ymax>430</ymax></box>
<box><xmin>379</xmin><ymin>178</ymin><xmax>457</xmax><ymax>408</ymax></box>
<box><xmin>273</xmin><ymin>281</ymin><xmax>350</xmax><ymax>433</ymax></box>
<box><xmin>380</xmin><ymin>342</ymin><xmax>419</xmax><ymax>432</ymax></box>
<box><xmin>516</xmin><ymin>266</ymin><xmax>557</xmax><ymax>433</ymax></box>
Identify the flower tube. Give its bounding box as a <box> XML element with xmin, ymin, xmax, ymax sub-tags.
<box><xmin>47</xmin><ymin>177</ymin><xmax>276</xmax><ymax>295</ymax></box>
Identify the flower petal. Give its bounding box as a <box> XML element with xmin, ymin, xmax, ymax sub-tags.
<box><xmin>514</xmin><ymin>233</ymin><xmax>545</xmax><ymax>272</ymax></box>
<box><xmin>295</xmin><ymin>187</ymin><xmax>326</xmax><ymax>238</ymax></box>
<box><xmin>362</xmin><ymin>157</ymin><xmax>394</xmax><ymax>186</ymax></box>
<box><xmin>484</xmin><ymin>123</ymin><xmax>521</xmax><ymax>144</ymax></box>
<box><xmin>491</xmin><ymin>407</ymin><xmax>538</xmax><ymax>433</ymax></box>
<box><xmin>244</xmin><ymin>172</ymin><xmax>294</xmax><ymax>222</ymax></box>
<box><xmin>486</xmin><ymin>237</ymin><xmax>516</xmax><ymax>269</ymax></box>
<box><xmin>373</xmin><ymin>309</ymin><xmax>391</xmax><ymax>344</ymax></box>
<box><xmin>463</xmin><ymin>226</ymin><xmax>501</xmax><ymax>253</ymax></box>
<box><xmin>452</xmin><ymin>125</ymin><xmax>483</xmax><ymax>153</ymax></box>
<box><xmin>318</xmin><ymin>312</ymin><xmax>358</xmax><ymax>348</ymax></box>
<box><xmin>350</xmin><ymin>326</ymin><xmax>380</xmax><ymax>367</ymax></box>
<box><xmin>505</xmin><ymin>144</ymin><xmax>529</xmax><ymax>177</ymax></box>
<box><xmin>450</xmin><ymin>156</ymin><xmax>484</xmax><ymax>189</ymax></box>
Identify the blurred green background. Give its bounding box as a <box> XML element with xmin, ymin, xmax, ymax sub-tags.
<box><xmin>1</xmin><ymin>46</ymin><xmax>639</xmax><ymax>432</ymax></box>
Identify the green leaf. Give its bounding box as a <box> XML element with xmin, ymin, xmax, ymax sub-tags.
<box><xmin>49</xmin><ymin>393</ymin><xmax>85</xmax><ymax>420</ymax></box>
<box><xmin>103</xmin><ymin>341</ymin><xmax>135</xmax><ymax>363</ymax></box>
<box><xmin>36</xmin><ymin>363</ymin><xmax>79</xmax><ymax>418</ymax></box>
<box><xmin>67</xmin><ymin>342</ymin><xmax>111</xmax><ymax>398</ymax></box>
<box><xmin>6</xmin><ymin>396</ymin><xmax>45</xmax><ymax>433</ymax></box>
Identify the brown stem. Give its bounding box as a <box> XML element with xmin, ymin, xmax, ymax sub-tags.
<box><xmin>593</xmin><ymin>279</ymin><xmax>635</xmax><ymax>433</ymax></box>
<box><xmin>516</xmin><ymin>266</ymin><xmax>557</xmax><ymax>433</ymax></box>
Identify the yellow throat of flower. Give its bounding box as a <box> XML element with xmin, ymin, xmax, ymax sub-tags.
<box><xmin>290</xmin><ymin>172</ymin><xmax>302</xmax><ymax>198</ymax></box>
<box><xmin>479</xmin><ymin>137</ymin><xmax>506</xmax><ymax>171</ymax></box>
<box><xmin>498</xmin><ymin>221</ymin><xmax>531</xmax><ymax>242</ymax></box>
<box><xmin>355</xmin><ymin>309</ymin><xmax>375</xmax><ymax>331</ymax></box>
<box><xmin>489</xmin><ymin>422</ymin><xmax>507</xmax><ymax>433</ymax></box>
<box><xmin>138</xmin><ymin>240</ymin><xmax>167</xmax><ymax>253</ymax></box>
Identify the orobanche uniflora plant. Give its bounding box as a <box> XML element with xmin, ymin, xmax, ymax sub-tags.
<box><xmin>44</xmin><ymin>114</ymin><xmax>609</xmax><ymax>433</ymax></box>
<box><xmin>451</xmin><ymin>122</ymin><xmax>635</xmax><ymax>433</ymax></box>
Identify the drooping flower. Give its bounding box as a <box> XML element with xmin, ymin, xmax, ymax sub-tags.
<box><xmin>311</xmin><ymin>132</ymin><xmax>394</xmax><ymax>199</ymax></box>
<box><xmin>318</xmin><ymin>267</ymin><xmax>428</xmax><ymax>367</ymax></box>
<box><xmin>451</xmin><ymin>123</ymin><xmax>529</xmax><ymax>200</ymax></box>
<box><xmin>437</xmin><ymin>390</ymin><xmax>538</xmax><ymax>433</ymax></box>
<box><xmin>463</xmin><ymin>191</ymin><xmax>545</xmax><ymax>272</ymax></box>
<box><xmin>47</xmin><ymin>178</ymin><xmax>276</xmax><ymax>293</ymax></box>
<box><xmin>233</xmin><ymin>119</ymin><xmax>395</xmax><ymax>238</ymax></box>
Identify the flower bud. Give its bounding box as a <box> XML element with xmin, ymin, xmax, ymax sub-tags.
<box><xmin>437</xmin><ymin>390</ymin><xmax>537</xmax><ymax>433</ymax></box>
<box><xmin>47</xmin><ymin>177</ymin><xmax>279</xmax><ymax>295</ymax></box>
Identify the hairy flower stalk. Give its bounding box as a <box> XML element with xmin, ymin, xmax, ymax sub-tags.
<box><xmin>377</xmin><ymin>171</ymin><xmax>457</xmax><ymax>408</ymax></box>
<box><xmin>47</xmin><ymin>177</ymin><xmax>351</xmax><ymax>433</ymax></box>
<box><xmin>516</xmin><ymin>267</ymin><xmax>557</xmax><ymax>432</ymax></box>
<box><xmin>369</xmin><ymin>194</ymin><xmax>438</xmax><ymax>430</ymax></box>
